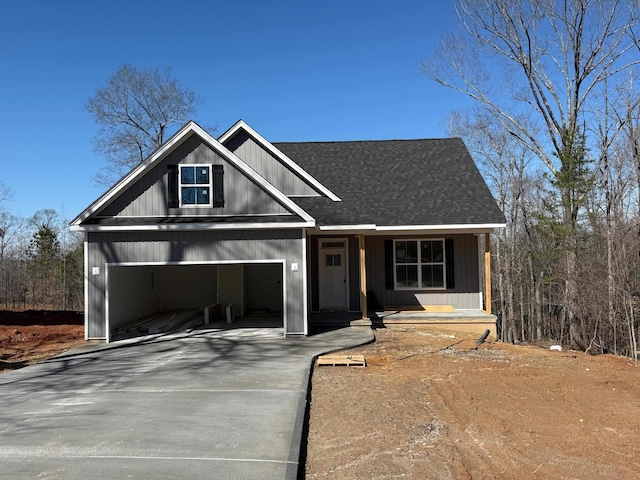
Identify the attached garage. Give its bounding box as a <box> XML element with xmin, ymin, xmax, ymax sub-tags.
<box><xmin>106</xmin><ymin>262</ymin><xmax>285</xmax><ymax>338</ymax></box>
<box><xmin>82</xmin><ymin>229</ymin><xmax>307</xmax><ymax>342</ymax></box>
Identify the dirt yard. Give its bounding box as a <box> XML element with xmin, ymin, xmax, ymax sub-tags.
<box><xmin>306</xmin><ymin>326</ymin><xmax>640</xmax><ymax>480</ymax></box>
<box><xmin>0</xmin><ymin>310</ymin><xmax>85</xmax><ymax>373</ymax></box>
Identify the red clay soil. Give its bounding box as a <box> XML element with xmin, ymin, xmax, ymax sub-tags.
<box><xmin>306</xmin><ymin>326</ymin><xmax>640</xmax><ymax>480</ymax></box>
<box><xmin>0</xmin><ymin>310</ymin><xmax>85</xmax><ymax>373</ymax></box>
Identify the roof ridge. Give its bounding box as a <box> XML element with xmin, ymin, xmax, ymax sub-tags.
<box><xmin>273</xmin><ymin>137</ymin><xmax>459</xmax><ymax>145</ymax></box>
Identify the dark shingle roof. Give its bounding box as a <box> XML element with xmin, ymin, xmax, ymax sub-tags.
<box><xmin>274</xmin><ymin>138</ymin><xmax>505</xmax><ymax>227</ymax></box>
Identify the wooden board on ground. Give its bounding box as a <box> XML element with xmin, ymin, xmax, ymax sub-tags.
<box><xmin>113</xmin><ymin>310</ymin><xmax>203</xmax><ymax>336</ymax></box>
<box><xmin>383</xmin><ymin>305</ymin><xmax>455</xmax><ymax>313</ymax></box>
<box><xmin>317</xmin><ymin>354</ymin><xmax>366</xmax><ymax>367</ymax></box>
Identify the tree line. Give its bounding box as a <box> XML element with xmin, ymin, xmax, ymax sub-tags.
<box><xmin>0</xmin><ymin>64</ymin><xmax>201</xmax><ymax>313</ymax></box>
<box><xmin>426</xmin><ymin>0</ymin><xmax>640</xmax><ymax>357</ymax></box>
<box><xmin>0</xmin><ymin>203</ymin><xmax>83</xmax><ymax>311</ymax></box>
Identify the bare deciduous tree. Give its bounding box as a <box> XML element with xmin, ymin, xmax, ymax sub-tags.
<box><xmin>424</xmin><ymin>0</ymin><xmax>640</xmax><ymax>345</ymax></box>
<box><xmin>86</xmin><ymin>64</ymin><xmax>202</xmax><ymax>186</ymax></box>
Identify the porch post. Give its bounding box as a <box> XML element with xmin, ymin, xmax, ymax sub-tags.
<box><xmin>484</xmin><ymin>233</ymin><xmax>491</xmax><ymax>314</ymax></box>
<box><xmin>359</xmin><ymin>234</ymin><xmax>368</xmax><ymax>320</ymax></box>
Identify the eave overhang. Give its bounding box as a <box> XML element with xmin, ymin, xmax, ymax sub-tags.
<box><xmin>310</xmin><ymin>223</ymin><xmax>506</xmax><ymax>235</ymax></box>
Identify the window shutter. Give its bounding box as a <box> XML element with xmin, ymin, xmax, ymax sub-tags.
<box><xmin>445</xmin><ymin>238</ymin><xmax>455</xmax><ymax>289</ymax></box>
<box><xmin>212</xmin><ymin>164</ymin><xmax>224</xmax><ymax>208</ymax></box>
<box><xmin>384</xmin><ymin>239</ymin><xmax>394</xmax><ymax>290</ymax></box>
<box><xmin>167</xmin><ymin>164</ymin><xmax>179</xmax><ymax>209</ymax></box>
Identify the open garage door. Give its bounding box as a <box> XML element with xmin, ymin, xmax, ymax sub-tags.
<box><xmin>106</xmin><ymin>262</ymin><xmax>284</xmax><ymax>341</ymax></box>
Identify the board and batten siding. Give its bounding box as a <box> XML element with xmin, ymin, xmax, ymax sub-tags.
<box><xmin>366</xmin><ymin>234</ymin><xmax>481</xmax><ymax>310</ymax></box>
<box><xmin>224</xmin><ymin>130</ymin><xmax>318</xmax><ymax>197</ymax></box>
<box><xmin>86</xmin><ymin>229</ymin><xmax>305</xmax><ymax>339</ymax></box>
<box><xmin>97</xmin><ymin>133</ymin><xmax>289</xmax><ymax>218</ymax></box>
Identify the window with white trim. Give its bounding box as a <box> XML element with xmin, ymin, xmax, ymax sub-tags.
<box><xmin>394</xmin><ymin>239</ymin><xmax>446</xmax><ymax>289</ymax></box>
<box><xmin>180</xmin><ymin>165</ymin><xmax>212</xmax><ymax>207</ymax></box>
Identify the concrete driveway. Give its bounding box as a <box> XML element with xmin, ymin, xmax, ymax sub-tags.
<box><xmin>0</xmin><ymin>325</ymin><xmax>373</xmax><ymax>480</ymax></box>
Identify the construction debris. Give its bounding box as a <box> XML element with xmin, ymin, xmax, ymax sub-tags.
<box><xmin>317</xmin><ymin>354</ymin><xmax>366</xmax><ymax>367</ymax></box>
<box><xmin>113</xmin><ymin>310</ymin><xmax>203</xmax><ymax>336</ymax></box>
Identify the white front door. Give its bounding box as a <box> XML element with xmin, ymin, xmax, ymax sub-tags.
<box><xmin>319</xmin><ymin>245</ymin><xmax>348</xmax><ymax>310</ymax></box>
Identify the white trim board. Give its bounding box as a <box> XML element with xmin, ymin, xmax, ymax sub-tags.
<box><xmin>71</xmin><ymin>221</ymin><xmax>315</xmax><ymax>232</ymax></box>
<box><xmin>302</xmin><ymin>230</ymin><xmax>309</xmax><ymax>336</ymax></box>
<box><xmin>83</xmin><ymin>239</ymin><xmax>89</xmax><ymax>341</ymax></box>
<box><xmin>313</xmin><ymin>223</ymin><xmax>506</xmax><ymax>235</ymax></box>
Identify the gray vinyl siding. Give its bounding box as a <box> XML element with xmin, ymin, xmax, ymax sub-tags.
<box><xmin>366</xmin><ymin>234</ymin><xmax>481</xmax><ymax>310</ymax></box>
<box><xmin>224</xmin><ymin>131</ymin><xmax>319</xmax><ymax>197</ymax></box>
<box><xmin>98</xmin><ymin>133</ymin><xmax>289</xmax><ymax>217</ymax></box>
<box><xmin>86</xmin><ymin>229</ymin><xmax>305</xmax><ymax>338</ymax></box>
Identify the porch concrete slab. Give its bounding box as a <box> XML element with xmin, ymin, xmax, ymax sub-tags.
<box><xmin>0</xmin><ymin>325</ymin><xmax>373</xmax><ymax>480</ymax></box>
<box><xmin>375</xmin><ymin>309</ymin><xmax>496</xmax><ymax>320</ymax></box>
<box><xmin>374</xmin><ymin>309</ymin><xmax>497</xmax><ymax>338</ymax></box>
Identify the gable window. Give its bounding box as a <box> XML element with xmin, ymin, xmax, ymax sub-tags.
<box><xmin>394</xmin><ymin>239</ymin><xmax>445</xmax><ymax>290</ymax></box>
<box><xmin>180</xmin><ymin>165</ymin><xmax>212</xmax><ymax>207</ymax></box>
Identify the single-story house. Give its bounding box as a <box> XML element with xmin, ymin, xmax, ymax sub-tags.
<box><xmin>71</xmin><ymin>120</ymin><xmax>505</xmax><ymax>342</ymax></box>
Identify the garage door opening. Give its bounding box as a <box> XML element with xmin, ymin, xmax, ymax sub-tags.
<box><xmin>106</xmin><ymin>262</ymin><xmax>284</xmax><ymax>341</ymax></box>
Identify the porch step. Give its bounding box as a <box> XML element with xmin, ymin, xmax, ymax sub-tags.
<box><xmin>350</xmin><ymin>318</ymin><xmax>372</xmax><ymax>327</ymax></box>
<box><xmin>383</xmin><ymin>305</ymin><xmax>456</xmax><ymax>313</ymax></box>
<box><xmin>317</xmin><ymin>354</ymin><xmax>366</xmax><ymax>367</ymax></box>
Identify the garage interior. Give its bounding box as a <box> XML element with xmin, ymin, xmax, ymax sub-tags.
<box><xmin>107</xmin><ymin>263</ymin><xmax>284</xmax><ymax>338</ymax></box>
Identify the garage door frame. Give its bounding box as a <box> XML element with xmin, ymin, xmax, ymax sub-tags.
<box><xmin>105</xmin><ymin>259</ymin><xmax>287</xmax><ymax>343</ymax></box>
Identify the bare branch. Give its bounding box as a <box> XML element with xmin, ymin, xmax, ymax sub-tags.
<box><xmin>85</xmin><ymin>64</ymin><xmax>205</xmax><ymax>187</ymax></box>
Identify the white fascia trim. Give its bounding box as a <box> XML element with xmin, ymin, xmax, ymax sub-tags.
<box><xmin>92</xmin><ymin>213</ymin><xmax>294</xmax><ymax>219</ymax></box>
<box><xmin>218</xmin><ymin>120</ymin><xmax>341</xmax><ymax>202</ymax></box>
<box><xmin>318</xmin><ymin>224</ymin><xmax>376</xmax><ymax>231</ymax></box>
<box><xmin>71</xmin><ymin>122</ymin><xmax>197</xmax><ymax>226</ymax></box>
<box><xmin>312</xmin><ymin>223</ymin><xmax>506</xmax><ymax>235</ymax></box>
<box><xmin>71</xmin><ymin>221</ymin><xmax>316</xmax><ymax>232</ymax></box>
<box><xmin>375</xmin><ymin>223</ymin><xmax>506</xmax><ymax>231</ymax></box>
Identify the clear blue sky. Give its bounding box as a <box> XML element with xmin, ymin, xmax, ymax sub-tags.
<box><xmin>0</xmin><ymin>0</ymin><xmax>471</xmax><ymax>220</ymax></box>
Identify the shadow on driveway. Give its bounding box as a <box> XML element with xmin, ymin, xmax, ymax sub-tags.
<box><xmin>0</xmin><ymin>325</ymin><xmax>373</xmax><ymax>480</ymax></box>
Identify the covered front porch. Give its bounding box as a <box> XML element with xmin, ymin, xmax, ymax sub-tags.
<box><xmin>306</xmin><ymin>228</ymin><xmax>497</xmax><ymax>338</ymax></box>
<box><xmin>307</xmin><ymin>229</ymin><xmax>495</xmax><ymax>325</ymax></box>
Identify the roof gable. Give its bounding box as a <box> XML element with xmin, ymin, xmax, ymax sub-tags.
<box><xmin>71</xmin><ymin>122</ymin><xmax>314</xmax><ymax>229</ymax></box>
<box><xmin>96</xmin><ymin>133</ymin><xmax>290</xmax><ymax>218</ymax></box>
<box><xmin>219</xmin><ymin>120</ymin><xmax>340</xmax><ymax>201</ymax></box>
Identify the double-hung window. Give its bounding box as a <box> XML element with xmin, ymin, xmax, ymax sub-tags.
<box><xmin>180</xmin><ymin>165</ymin><xmax>212</xmax><ymax>207</ymax></box>
<box><xmin>394</xmin><ymin>239</ymin><xmax>445</xmax><ymax>289</ymax></box>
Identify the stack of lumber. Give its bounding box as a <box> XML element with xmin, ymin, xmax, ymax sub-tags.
<box><xmin>113</xmin><ymin>310</ymin><xmax>203</xmax><ymax>335</ymax></box>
